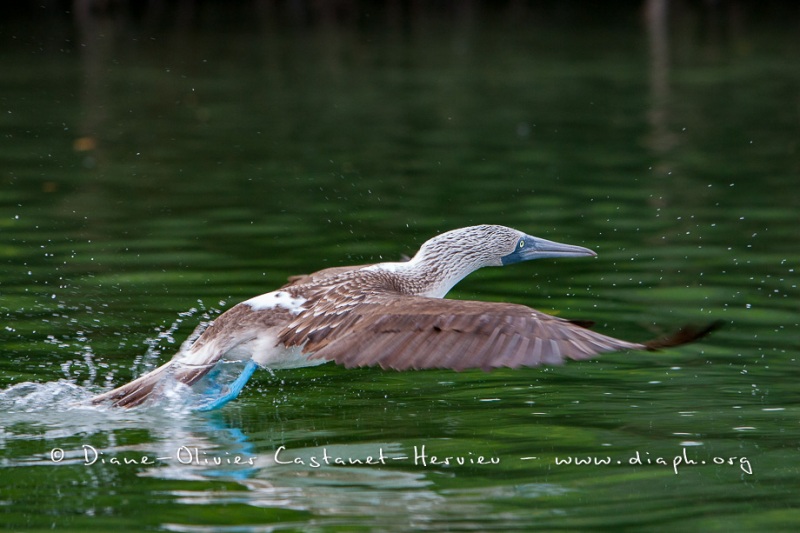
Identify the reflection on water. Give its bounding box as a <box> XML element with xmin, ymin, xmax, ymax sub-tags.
<box><xmin>0</xmin><ymin>377</ymin><xmax>565</xmax><ymax>530</ymax></box>
<box><xmin>1</xmin><ymin>2</ymin><xmax>799</xmax><ymax>531</ymax></box>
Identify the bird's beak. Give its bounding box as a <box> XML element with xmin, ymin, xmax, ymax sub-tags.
<box><xmin>501</xmin><ymin>235</ymin><xmax>596</xmax><ymax>265</ymax></box>
<box><xmin>526</xmin><ymin>236</ymin><xmax>597</xmax><ymax>259</ymax></box>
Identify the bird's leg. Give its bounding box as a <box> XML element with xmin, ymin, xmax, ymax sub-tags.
<box><xmin>194</xmin><ymin>359</ymin><xmax>259</xmax><ymax>411</ymax></box>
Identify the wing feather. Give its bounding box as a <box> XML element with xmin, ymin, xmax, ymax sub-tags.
<box><xmin>278</xmin><ymin>296</ymin><xmax>650</xmax><ymax>371</ymax></box>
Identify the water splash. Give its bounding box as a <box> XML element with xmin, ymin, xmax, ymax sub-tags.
<box><xmin>0</xmin><ymin>378</ymin><xmax>200</xmax><ymax>418</ymax></box>
<box><xmin>2</xmin><ymin>302</ymin><xmax>227</xmax><ymax>422</ymax></box>
<box><xmin>0</xmin><ymin>379</ymin><xmax>93</xmax><ymax>413</ymax></box>
<box><xmin>130</xmin><ymin>299</ymin><xmax>222</xmax><ymax>379</ymax></box>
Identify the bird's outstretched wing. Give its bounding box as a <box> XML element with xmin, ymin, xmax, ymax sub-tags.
<box><xmin>278</xmin><ymin>296</ymin><xmax>719</xmax><ymax>371</ymax></box>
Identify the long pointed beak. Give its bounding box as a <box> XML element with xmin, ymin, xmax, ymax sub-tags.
<box><xmin>526</xmin><ymin>236</ymin><xmax>596</xmax><ymax>259</ymax></box>
<box><xmin>501</xmin><ymin>234</ymin><xmax>596</xmax><ymax>265</ymax></box>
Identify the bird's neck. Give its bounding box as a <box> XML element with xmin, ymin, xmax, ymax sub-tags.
<box><xmin>372</xmin><ymin>251</ymin><xmax>483</xmax><ymax>299</ymax></box>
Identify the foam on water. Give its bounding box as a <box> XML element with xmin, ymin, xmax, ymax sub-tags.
<box><xmin>0</xmin><ymin>379</ymin><xmax>93</xmax><ymax>413</ymax></box>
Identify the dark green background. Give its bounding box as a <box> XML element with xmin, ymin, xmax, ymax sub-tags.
<box><xmin>1</xmin><ymin>2</ymin><xmax>798</xmax><ymax>531</ymax></box>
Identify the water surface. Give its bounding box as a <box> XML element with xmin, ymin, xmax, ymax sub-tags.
<box><xmin>1</xmin><ymin>4</ymin><xmax>799</xmax><ymax>531</ymax></box>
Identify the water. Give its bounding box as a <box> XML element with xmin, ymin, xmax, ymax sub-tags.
<box><xmin>2</xmin><ymin>3</ymin><xmax>799</xmax><ymax>531</ymax></box>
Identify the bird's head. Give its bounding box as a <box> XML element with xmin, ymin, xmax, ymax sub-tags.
<box><xmin>394</xmin><ymin>225</ymin><xmax>596</xmax><ymax>298</ymax></box>
<box><xmin>417</xmin><ymin>224</ymin><xmax>596</xmax><ymax>269</ymax></box>
<box><xmin>495</xmin><ymin>226</ymin><xmax>597</xmax><ymax>265</ymax></box>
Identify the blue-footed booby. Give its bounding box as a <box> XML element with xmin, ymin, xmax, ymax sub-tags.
<box><xmin>92</xmin><ymin>225</ymin><xmax>719</xmax><ymax>410</ymax></box>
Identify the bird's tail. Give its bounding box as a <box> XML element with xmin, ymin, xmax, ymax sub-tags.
<box><xmin>644</xmin><ymin>320</ymin><xmax>724</xmax><ymax>351</ymax></box>
<box><xmin>91</xmin><ymin>357</ymin><xmax>219</xmax><ymax>408</ymax></box>
<box><xmin>91</xmin><ymin>361</ymin><xmax>176</xmax><ymax>408</ymax></box>
<box><xmin>91</xmin><ymin>357</ymin><xmax>255</xmax><ymax>410</ymax></box>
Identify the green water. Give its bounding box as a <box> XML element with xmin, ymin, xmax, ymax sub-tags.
<box><xmin>2</xmin><ymin>4</ymin><xmax>799</xmax><ymax>531</ymax></box>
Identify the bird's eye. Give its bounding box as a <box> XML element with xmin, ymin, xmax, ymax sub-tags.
<box><xmin>519</xmin><ymin>240</ymin><xmax>525</xmax><ymax>249</ymax></box>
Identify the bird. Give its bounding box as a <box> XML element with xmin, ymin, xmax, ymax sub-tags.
<box><xmin>91</xmin><ymin>224</ymin><xmax>719</xmax><ymax>410</ymax></box>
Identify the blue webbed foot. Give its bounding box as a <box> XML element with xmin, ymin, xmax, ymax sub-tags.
<box><xmin>194</xmin><ymin>359</ymin><xmax>259</xmax><ymax>411</ymax></box>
